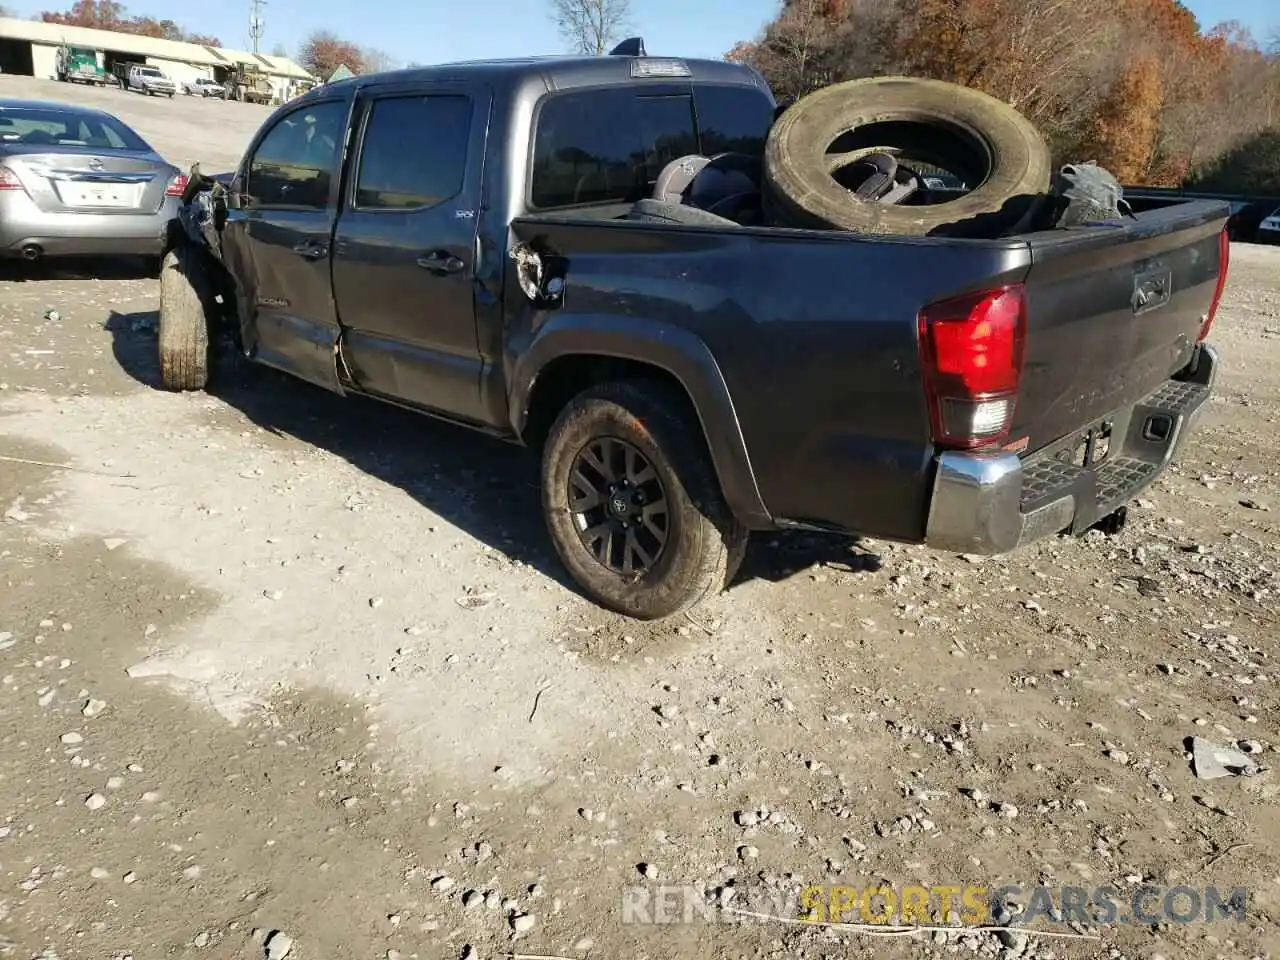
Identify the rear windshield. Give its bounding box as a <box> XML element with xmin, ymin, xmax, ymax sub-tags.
<box><xmin>0</xmin><ymin>107</ymin><xmax>151</xmax><ymax>151</ymax></box>
<box><xmin>529</xmin><ymin>83</ymin><xmax>773</xmax><ymax>210</ymax></box>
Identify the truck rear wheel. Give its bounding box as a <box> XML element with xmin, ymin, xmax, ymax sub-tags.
<box><xmin>764</xmin><ymin>76</ymin><xmax>1051</xmax><ymax>236</ymax></box>
<box><xmin>158</xmin><ymin>246</ymin><xmax>212</xmax><ymax>392</ymax></box>
<box><xmin>541</xmin><ymin>381</ymin><xmax>747</xmax><ymax>620</ymax></box>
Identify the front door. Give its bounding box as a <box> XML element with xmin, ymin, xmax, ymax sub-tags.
<box><xmin>331</xmin><ymin>83</ymin><xmax>490</xmax><ymax>423</ymax></box>
<box><xmin>223</xmin><ymin>95</ymin><xmax>351</xmax><ymax>392</ymax></box>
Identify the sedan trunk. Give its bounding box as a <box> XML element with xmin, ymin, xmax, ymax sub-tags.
<box><xmin>0</xmin><ymin>146</ymin><xmax>174</xmax><ymax>216</ymax></box>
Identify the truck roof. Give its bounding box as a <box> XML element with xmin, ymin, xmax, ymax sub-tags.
<box><xmin>302</xmin><ymin>47</ymin><xmax>768</xmax><ymax>103</ymax></box>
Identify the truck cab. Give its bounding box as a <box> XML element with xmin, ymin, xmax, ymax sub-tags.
<box><xmin>55</xmin><ymin>46</ymin><xmax>108</xmax><ymax>85</ymax></box>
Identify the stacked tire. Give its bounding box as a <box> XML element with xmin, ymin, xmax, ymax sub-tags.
<box><xmin>762</xmin><ymin>77</ymin><xmax>1052</xmax><ymax>237</ymax></box>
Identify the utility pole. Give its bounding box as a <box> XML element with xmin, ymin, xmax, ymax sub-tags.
<box><xmin>248</xmin><ymin>0</ymin><xmax>266</xmax><ymax>54</ymax></box>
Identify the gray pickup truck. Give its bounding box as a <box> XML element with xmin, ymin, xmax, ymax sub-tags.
<box><xmin>160</xmin><ymin>48</ymin><xmax>1231</xmax><ymax>620</ymax></box>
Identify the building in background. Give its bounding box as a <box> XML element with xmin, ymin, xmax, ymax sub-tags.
<box><xmin>0</xmin><ymin>16</ymin><xmax>313</xmax><ymax>102</ymax></box>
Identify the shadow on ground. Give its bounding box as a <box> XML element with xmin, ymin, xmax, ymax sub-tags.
<box><xmin>0</xmin><ymin>255</ymin><xmax>158</xmax><ymax>283</ymax></box>
<box><xmin>105</xmin><ymin>310</ymin><xmax>882</xmax><ymax>598</ymax></box>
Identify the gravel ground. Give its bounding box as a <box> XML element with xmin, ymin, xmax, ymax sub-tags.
<box><xmin>1</xmin><ymin>75</ymin><xmax>1279</xmax><ymax>960</ymax></box>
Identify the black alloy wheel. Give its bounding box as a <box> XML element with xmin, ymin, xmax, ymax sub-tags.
<box><xmin>540</xmin><ymin>380</ymin><xmax>749</xmax><ymax>620</ymax></box>
<box><xmin>568</xmin><ymin>436</ymin><xmax>669</xmax><ymax>576</ymax></box>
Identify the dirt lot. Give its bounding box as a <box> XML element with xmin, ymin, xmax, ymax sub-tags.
<box><xmin>2</xmin><ymin>74</ymin><xmax>1279</xmax><ymax>960</ymax></box>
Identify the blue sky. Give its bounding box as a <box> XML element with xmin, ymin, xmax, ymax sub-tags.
<box><xmin>6</xmin><ymin>0</ymin><xmax>1274</xmax><ymax>63</ymax></box>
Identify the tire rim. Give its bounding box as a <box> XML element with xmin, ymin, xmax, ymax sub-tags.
<box><xmin>568</xmin><ymin>437</ymin><xmax>669</xmax><ymax>576</ymax></box>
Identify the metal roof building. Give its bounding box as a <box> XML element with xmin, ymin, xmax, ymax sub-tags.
<box><xmin>0</xmin><ymin>15</ymin><xmax>314</xmax><ymax>97</ymax></box>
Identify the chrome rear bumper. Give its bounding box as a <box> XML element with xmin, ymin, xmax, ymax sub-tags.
<box><xmin>925</xmin><ymin>343</ymin><xmax>1218</xmax><ymax>555</ymax></box>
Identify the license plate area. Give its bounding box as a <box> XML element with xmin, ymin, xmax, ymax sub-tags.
<box><xmin>58</xmin><ymin>181</ymin><xmax>140</xmax><ymax>208</ymax></box>
<box><xmin>1055</xmin><ymin>419</ymin><xmax>1114</xmax><ymax>469</ymax></box>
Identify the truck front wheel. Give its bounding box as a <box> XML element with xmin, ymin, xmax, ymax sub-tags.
<box><xmin>541</xmin><ymin>381</ymin><xmax>747</xmax><ymax>620</ymax></box>
<box><xmin>158</xmin><ymin>246</ymin><xmax>212</xmax><ymax>392</ymax></box>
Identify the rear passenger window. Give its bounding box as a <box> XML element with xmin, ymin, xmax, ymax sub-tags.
<box><xmin>693</xmin><ymin>85</ymin><xmax>775</xmax><ymax>158</ymax></box>
<box><xmin>531</xmin><ymin>89</ymin><xmax>698</xmax><ymax>209</ymax></box>
<box><xmin>246</xmin><ymin>100</ymin><xmax>346</xmax><ymax>209</ymax></box>
<box><xmin>355</xmin><ymin>95</ymin><xmax>472</xmax><ymax>210</ymax></box>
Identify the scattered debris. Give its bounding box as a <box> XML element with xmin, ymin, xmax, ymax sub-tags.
<box><xmin>1191</xmin><ymin>737</ymin><xmax>1263</xmax><ymax>779</ymax></box>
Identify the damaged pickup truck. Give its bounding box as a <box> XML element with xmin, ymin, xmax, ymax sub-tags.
<box><xmin>160</xmin><ymin>46</ymin><xmax>1231</xmax><ymax>620</ymax></box>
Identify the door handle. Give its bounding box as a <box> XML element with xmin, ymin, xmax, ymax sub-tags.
<box><xmin>416</xmin><ymin>251</ymin><xmax>465</xmax><ymax>275</ymax></box>
<box><xmin>292</xmin><ymin>240</ymin><xmax>329</xmax><ymax>260</ymax></box>
<box><xmin>1131</xmin><ymin>268</ymin><xmax>1171</xmax><ymax>314</ymax></box>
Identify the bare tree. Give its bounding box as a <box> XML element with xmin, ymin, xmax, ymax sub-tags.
<box><xmin>359</xmin><ymin>46</ymin><xmax>400</xmax><ymax>74</ymax></box>
<box><xmin>550</xmin><ymin>0</ymin><xmax>632</xmax><ymax>56</ymax></box>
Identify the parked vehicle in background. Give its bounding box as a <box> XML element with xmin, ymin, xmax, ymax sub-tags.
<box><xmin>55</xmin><ymin>45</ymin><xmax>110</xmax><ymax>86</ymax></box>
<box><xmin>0</xmin><ymin>98</ymin><xmax>186</xmax><ymax>261</ymax></box>
<box><xmin>1257</xmin><ymin>206</ymin><xmax>1280</xmax><ymax>243</ymax></box>
<box><xmin>161</xmin><ymin>48</ymin><xmax>1229</xmax><ymax>620</ymax></box>
<box><xmin>184</xmin><ymin>77</ymin><xmax>227</xmax><ymax>98</ymax></box>
<box><xmin>124</xmin><ymin>64</ymin><xmax>176</xmax><ymax>98</ymax></box>
<box><xmin>221</xmin><ymin>64</ymin><xmax>273</xmax><ymax>104</ymax></box>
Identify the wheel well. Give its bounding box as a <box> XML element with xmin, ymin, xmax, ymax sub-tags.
<box><xmin>521</xmin><ymin>355</ymin><xmax>703</xmax><ymax>454</ymax></box>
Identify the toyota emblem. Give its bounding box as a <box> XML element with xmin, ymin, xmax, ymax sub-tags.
<box><xmin>87</xmin><ymin>158</ymin><xmax>104</xmax><ymax>171</ymax></box>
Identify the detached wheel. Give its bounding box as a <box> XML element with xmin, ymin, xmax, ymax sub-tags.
<box><xmin>764</xmin><ymin>76</ymin><xmax>1051</xmax><ymax>235</ymax></box>
<box><xmin>158</xmin><ymin>246</ymin><xmax>212</xmax><ymax>392</ymax></box>
<box><xmin>541</xmin><ymin>381</ymin><xmax>748</xmax><ymax>620</ymax></box>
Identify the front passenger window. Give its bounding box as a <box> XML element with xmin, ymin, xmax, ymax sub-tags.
<box><xmin>246</xmin><ymin>101</ymin><xmax>347</xmax><ymax>209</ymax></box>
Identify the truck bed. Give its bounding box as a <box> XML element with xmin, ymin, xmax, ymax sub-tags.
<box><xmin>511</xmin><ymin>198</ymin><xmax>1229</xmax><ymax>544</ymax></box>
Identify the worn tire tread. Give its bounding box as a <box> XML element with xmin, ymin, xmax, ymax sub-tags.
<box><xmin>158</xmin><ymin>246</ymin><xmax>211</xmax><ymax>392</ymax></box>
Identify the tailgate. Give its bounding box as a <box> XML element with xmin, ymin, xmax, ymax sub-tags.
<box><xmin>1011</xmin><ymin>200</ymin><xmax>1229</xmax><ymax>454</ymax></box>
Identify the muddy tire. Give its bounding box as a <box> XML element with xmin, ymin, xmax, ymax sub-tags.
<box><xmin>541</xmin><ymin>380</ymin><xmax>748</xmax><ymax>620</ymax></box>
<box><xmin>763</xmin><ymin>76</ymin><xmax>1051</xmax><ymax>236</ymax></box>
<box><xmin>158</xmin><ymin>246</ymin><xmax>212</xmax><ymax>392</ymax></box>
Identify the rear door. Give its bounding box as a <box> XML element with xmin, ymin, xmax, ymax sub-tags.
<box><xmin>222</xmin><ymin>93</ymin><xmax>352</xmax><ymax>392</ymax></box>
<box><xmin>331</xmin><ymin>81</ymin><xmax>491</xmax><ymax>423</ymax></box>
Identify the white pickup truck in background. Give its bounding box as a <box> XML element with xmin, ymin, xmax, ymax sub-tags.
<box><xmin>125</xmin><ymin>64</ymin><xmax>176</xmax><ymax>98</ymax></box>
<box><xmin>183</xmin><ymin>77</ymin><xmax>227</xmax><ymax>98</ymax></box>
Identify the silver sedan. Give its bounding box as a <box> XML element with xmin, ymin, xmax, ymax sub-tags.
<box><xmin>0</xmin><ymin>98</ymin><xmax>185</xmax><ymax>261</ymax></box>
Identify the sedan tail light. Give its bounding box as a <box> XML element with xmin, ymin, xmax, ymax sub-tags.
<box><xmin>0</xmin><ymin>166</ymin><xmax>25</xmax><ymax>192</ymax></box>
<box><xmin>165</xmin><ymin>173</ymin><xmax>189</xmax><ymax>198</ymax></box>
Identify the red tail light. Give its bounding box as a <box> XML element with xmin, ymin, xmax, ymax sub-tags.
<box><xmin>918</xmin><ymin>284</ymin><xmax>1027</xmax><ymax>450</ymax></box>
<box><xmin>1198</xmin><ymin>227</ymin><xmax>1229</xmax><ymax>343</ymax></box>
<box><xmin>0</xmin><ymin>166</ymin><xmax>24</xmax><ymax>191</ymax></box>
<box><xmin>165</xmin><ymin>173</ymin><xmax>189</xmax><ymax>198</ymax></box>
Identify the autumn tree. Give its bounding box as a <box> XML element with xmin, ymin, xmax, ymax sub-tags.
<box><xmin>549</xmin><ymin>0</ymin><xmax>632</xmax><ymax>56</ymax></box>
<box><xmin>730</xmin><ymin>0</ymin><xmax>1280</xmax><ymax>185</ymax></box>
<box><xmin>1082</xmin><ymin>56</ymin><xmax>1163</xmax><ymax>182</ymax></box>
<box><xmin>39</xmin><ymin>0</ymin><xmax>220</xmax><ymax>45</ymax></box>
<box><xmin>726</xmin><ymin>0</ymin><xmax>899</xmax><ymax>101</ymax></box>
<box><xmin>298</xmin><ymin>30</ymin><xmax>364</xmax><ymax>78</ymax></box>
